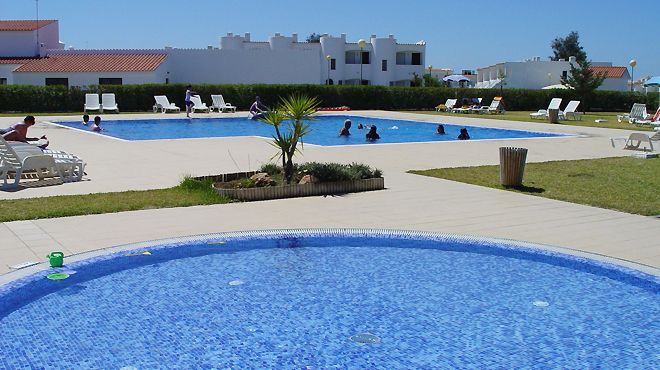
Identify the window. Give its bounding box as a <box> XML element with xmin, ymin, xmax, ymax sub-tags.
<box><xmin>338</xmin><ymin>80</ymin><xmax>343</xmax><ymax>85</ymax></box>
<box><xmin>0</xmin><ymin>78</ymin><xmax>6</xmax><ymax>85</ymax></box>
<box><xmin>99</xmin><ymin>78</ymin><xmax>122</xmax><ymax>85</ymax></box>
<box><xmin>411</xmin><ymin>52</ymin><xmax>421</xmax><ymax>65</ymax></box>
<box><xmin>562</xmin><ymin>71</ymin><xmax>568</xmax><ymax>79</ymax></box>
<box><xmin>381</xmin><ymin>60</ymin><xmax>387</xmax><ymax>71</ymax></box>
<box><xmin>345</xmin><ymin>51</ymin><xmax>370</xmax><ymax>64</ymax></box>
<box><xmin>396</xmin><ymin>52</ymin><xmax>406</xmax><ymax>65</ymax></box>
<box><xmin>330</xmin><ymin>58</ymin><xmax>336</xmax><ymax>70</ymax></box>
<box><xmin>45</xmin><ymin>78</ymin><xmax>68</xmax><ymax>87</ymax></box>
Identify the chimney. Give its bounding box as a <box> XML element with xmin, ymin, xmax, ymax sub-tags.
<box><xmin>227</xmin><ymin>32</ymin><xmax>233</xmax><ymax>36</ymax></box>
<box><xmin>292</xmin><ymin>33</ymin><xmax>298</xmax><ymax>42</ymax></box>
<box><xmin>207</xmin><ymin>45</ymin><xmax>213</xmax><ymax>50</ymax></box>
<box><xmin>275</xmin><ymin>32</ymin><xmax>281</xmax><ymax>37</ymax></box>
<box><xmin>244</xmin><ymin>32</ymin><xmax>250</xmax><ymax>41</ymax></box>
<box><xmin>568</xmin><ymin>56</ymin><xmax>576</xmax><ymax>63</ymax></box>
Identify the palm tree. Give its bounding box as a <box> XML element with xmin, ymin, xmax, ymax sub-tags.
<box><xmin>259</xmin><ymin>95</ymin><xmax>320</xmax><ymax>183</ymax></box>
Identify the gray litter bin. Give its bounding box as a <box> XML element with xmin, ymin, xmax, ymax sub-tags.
<box><xmin>499</xmin><ymin>147</ymin><xmax>528</xmax><ymax>187</ymax></box>
<box><xmin>548</xmin><ymin>108</ymin><xmax>559</xmax><ymax>123</ymax></box>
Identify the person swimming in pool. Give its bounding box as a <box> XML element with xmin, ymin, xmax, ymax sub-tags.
<box><xmin>82</xmin><ymin>114</ymin><xmax>90</xmax><ymax>126</ymax></box>
<box><xmin>436</xmin><ymin>124</ymin><xmax>445</xmax><ymax>134</ymax></box>
<box><xmin>90</xmin><ymin>116</ymin><xmax>103</xmax><ymax>132</ymax></box>
<box><xmin>339</xmin><ymin>119</ymin><xmax>352</xmax><ymax>136</ymax></box>
<box><xmin>457</xmin><ymin>127</ymin><xmax>470</xmax><ymax>140</ymax></box>
<box><xmin>366</xmin><ymin>125</ymin><xmax>380</xmax><ymax>141</ymax></box>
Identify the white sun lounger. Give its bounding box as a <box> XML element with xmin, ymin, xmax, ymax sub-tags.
<box><xmin>563</xmin><ymin>100</ymin><xmax>581</xmax><ymax>120</ymax></box>
<box><xmin>84</xmin><ymin>94</ymin><xmax>101</xmax><ymax>113</ymax></box>
<box><xmin>610</xmin><ymin>132</ymin><xmax>655</xmax><ymax>152</ymax></box>
<box><xmin>435</xmin><ymin>99</ymin><xmax>456</xmax><ymax>112</ymax></box>
<box><xmin>101</xmin><ymin>93</ymin><xmax>119</xmax><ymax>113</ymax></box>
<box><xmin>474</xmin><ymin>97</ymin><xmax>504</xmax><ymax>114</ymax></box>
<box><xmin>617</xmin><ymin>103</ymin><xmax>648</xmax><ymax>123</ymax></box>
<box><xmin>154</xmin><ymin>96</ymin><xmax>180</xmax><ymax>113</ymax></box>
<box><xmin>8</xmin><ymin>142</ymin><xmax>86</xmax><ymax>183</ymax></box>
<box><xmin>191</xmin><ymin>95</ymin><xmax>210</xmax><ymax>113</ymax></box>
<box><xmin>0</xmin><ymin>137</ymin><xmax>62</xmax><ymax>189</ymax></box>
<box><xmin>530</xmin><ymin>98</ymin><xmax>563</xmax><ymax>120</ymax></box>
<box><xmin>211</xmin><ymin>95</ymin><xmax>237</xmax><ymax>113</ymax></box>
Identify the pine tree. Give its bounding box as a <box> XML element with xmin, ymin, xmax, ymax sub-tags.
<box><xmin>561</xmin><ymin>60</ymin><xmax>606</xmax><ymax>110</ymax></box>
<box><xmin>550</xmin><ymin>31</ymin><xmax>587</xmax><ymax>62</ymax></box>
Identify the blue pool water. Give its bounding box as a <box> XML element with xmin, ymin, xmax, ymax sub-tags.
<box><xmin>54</xmin><ymin>115</ymin><xmax>567</xmax><ymax>145</ymax></box>
<box><xmin>0</xmin><ymin>230</ymin><xmax>657</xmax><ymax>368</ymax></box>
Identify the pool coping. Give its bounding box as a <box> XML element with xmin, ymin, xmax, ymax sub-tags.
<box><xmin>1</xmin><ymin>229</ymin><xmax>657</xmax><ymax>292</ymax></box>
<box><xmin>45</xmin><ymin>114</ymin><xmax>578</xmax><ymax>147</ymax></box>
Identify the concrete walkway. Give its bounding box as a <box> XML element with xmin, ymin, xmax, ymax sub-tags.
<box><xmin>1</xmin><ymin>111</ymin><xmax>658</xmax><ymax>276</ymax></box>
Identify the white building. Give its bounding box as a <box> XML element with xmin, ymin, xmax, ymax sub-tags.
<box><xmin>475</xmin><ymin>56</ymin><xmax>631</xmax><ymax>91</ymax></box>
<box><xmin>0</xmin><ymin>20</ymin><xmax>426</xmax><ymax>87</ymax></box>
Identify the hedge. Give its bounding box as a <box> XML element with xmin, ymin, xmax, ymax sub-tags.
<box><xmin>0</xmin><ymin>83</ymin><xmax>657</xmax><ymax>113</ymax></box>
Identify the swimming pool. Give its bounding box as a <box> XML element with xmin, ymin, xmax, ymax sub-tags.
<box><xmin>54</xmin><ymin>115</ymin><xmax>568</xmax><ymax>145</ymax></box>
<box><xmin>0</xmin><ymin>229</ymin><xmax>657</xmax><ymax>368</ymax></box>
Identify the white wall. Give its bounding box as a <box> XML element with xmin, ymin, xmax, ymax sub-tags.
<box><xmin>13</xmin><ymin>69</ymin><xmax>166</xmax><ymax>87</ymax></box>
<box><xmin>599</xmin><ymin>77</ymin><xmax>628</xmax><ymax>91</ymax></box>
<box><xmin>0</xmin><ymin>21</ymin><xmax>60</xmax><ymax>57</ymax></box>
<box><xmin>0</xmin><ymin>64</ymin><xmax>21</xmax><ymax>84</ymax></box>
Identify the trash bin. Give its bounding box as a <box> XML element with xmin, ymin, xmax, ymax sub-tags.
<box><xmin>547</xmin><ymin>108</ymin><xmax>559</xmax><ymax>123</ymax></box>
<box><xmin>499</xmin><ymin>147</ymin><xmax>528</xmax><ymax>187</ymax></box>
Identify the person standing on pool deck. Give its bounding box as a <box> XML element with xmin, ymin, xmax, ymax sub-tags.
<box><xmin>185</xmin><ymin>85</ymin><xmax>198</xmax><ymax>118</ymax></box>
<box><xmin>0</xmin><ymin>115</ymin><xmax>49</xmax><ymax>148</ymax></box>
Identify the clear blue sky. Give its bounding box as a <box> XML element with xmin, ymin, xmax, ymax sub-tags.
<box><xmin>3</xmin><ymin>0</ymin><xmax>659</xmax><ymax>78</ymax></box>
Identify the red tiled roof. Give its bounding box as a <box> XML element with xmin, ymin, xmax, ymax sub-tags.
<box><xmin>589</xmin><ymin>66</ymin><xmax>628</xmax><ymax>78</ymax></box>
<box><xmin>0</xmin><ymin>57</ymin><xmax>39</xmax><ymax>65</ymax></box>
<box><xmin>15</xmin><ymin>54</ymin><xmax>168</xmax><ymax>73</ymax></box>
<box><xmin>0</xmin><ymin>20</ymin><xmax>56</xmax><ymax>31</ymax></box>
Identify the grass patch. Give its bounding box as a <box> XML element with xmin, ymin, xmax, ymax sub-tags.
<box><xmin>410</xmin><ymin>157</ymin><xmax>660</xmax><ymax>216</ymax></box>
<box><xmin>0</xmin><ymin>177</ymin><xmax>230</xmax><ymax>222</ymax></box>
<box><xmin>403</xmin><ymin>111</ymin><xmax>655</xmax><ymax>131</ymax></box>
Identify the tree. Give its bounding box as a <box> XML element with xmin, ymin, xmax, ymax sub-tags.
<box><xmin>423</xmin><ymin>74</ymin><xmax>442</xmax><ymax>87</ymax></box>
<box><xmin>410</xmin><ymin>72</ymin><xmax>423</xmax><ymax>87</ymax></box>
<box><xmin>560</xmin><ymin>60</ymin><xmax>606</xmax><ymax>110</ymax></box>
<box><xmin>550</xmin><ymin>31</ymin><xmax>587</xmax><ymax>62</ymax></box>
<box><xmin>306</xmin><ymin>33</ymin><xmax>322</xmax><ymax>43</ymax></box>
<box><xmin>259</xmin><ymin>95</ymin><xmax>320</xmax><ymax>184</ymax></box>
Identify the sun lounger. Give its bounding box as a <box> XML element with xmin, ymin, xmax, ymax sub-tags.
<box><xmin>473</xmin><ymin>97</ymin><xmax>504</xmax><ymax>114</ymax></box>
<box><xmin>154</xmin><ymin>96</ymin><xmax>180</xmax><ymax>113</ymax></box>
<box><xmin>563</xmin><ymin>100</ymin><xmax>581</xmax><ymax>120</ymax></box>
<box><xmin>211</xmin><ymin>95</ymin><xmax>237</xmax><ymax>113</ymax></box>
<box><xmin>101</xmin><ymin>93</ymin><xmax>119</xmax><ymax>113</ymax></box>
<box><xmin>435</xmin><ymin>99</ymin><xmax>456</xmax><ymax>112</ymax></box>
<box><xmin>631</xmin><ymin>107</ymin><xmax>660</xmax><ymax>126</ymax></box>
<box><xmin>84</xmin><ymin>94</ymin><xmax>101</xmax><ymax>113</ymax></box>
<box><xmin>530</xmin><ymin>98</ymin><xmax>562</xmax><ymax>120</ymax></box>
<box><xmin>610</xmin><ymin>132</ymin><xmax>655</xmax><ymax>152</ymax></box>
<box><xmin>0</xmin><ymin>137</ymin><xmax>62</xmax><ymax>189</ymax></box>
<box><xmin>618</xmin><ymin>103</ymin><xmax>648</xmax><ymax>123</ymax></box>
<box><xmin>191</xmin><ymin>95</ymin><xmax>210</xmax><ymax>113</ymax></box>
<box><xmin>8</xmin><ymin>142</ymin><xmax>86</xmax><ymax>183</ymax></box>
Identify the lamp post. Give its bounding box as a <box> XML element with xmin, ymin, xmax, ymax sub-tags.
<box><xmin>357</xmin><ymin>39</ymin><xmax>366</xmax><ymax>85</ymax></box>
<box><xmin>629</xmin><ymin>59</ymin><xmax>637</xmax><ymax>92</ymax></box>
<box><xmin>325</xmin><ymin>55</ymin><xmax>332</xmax><ymax>85</ymax></box>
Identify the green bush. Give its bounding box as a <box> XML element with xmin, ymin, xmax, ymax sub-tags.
<box><xmin>0</xmin><ymin>83</ymin><xmax>656</xmax><ymax>113</ymax></box>
<box><xmin>258</xmin><ymin>163</ymin><xmax>281</xmax><ymax>176</ymax></box>
<box><xmin>297</xmin><ymin>162</ymin><xmax>382</xmax><ymax>182</ymax></box>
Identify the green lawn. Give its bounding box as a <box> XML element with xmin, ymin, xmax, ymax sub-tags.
<box><xmin>410</xmin><ymin>157</ymin><xmax>660</xmax><ymax>216</ymax></box>
<box><xmin>0</xmin><ymin>178</ymin><xmax>230</xmax><ymax>222</ymax></box>
<box><xmin>404</xmin><ymin>111</ymin><xmax>655</xmax><ymax>131</ymax></box>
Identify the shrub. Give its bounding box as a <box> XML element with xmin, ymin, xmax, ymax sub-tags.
<box><xmin>297</xmin><ymin>162</ymin><xmax>382</xmax><ymax>182</ymax></box>
<box><xmin>258</xmin><ymin>163</ymin><xmax>281</xmax><ymax>176</ymax></box>
<box><xmin>0</xmin><ymin>83</ymin><xmax>655</xmax><ymax>113</ymax></box>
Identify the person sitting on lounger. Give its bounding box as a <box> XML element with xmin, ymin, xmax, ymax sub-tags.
<box><xmin>82</xmin><ymin>114</ymin><xmax>90</xmax><ymax>125</ymax></box>
<box><xmin>436</xmin><ymin>124</ymin><xmax>445</xmax><ymax>135</ymax></box>
<box><xmin>248</xmin><ymin>96</ymin><xmax>268</xmax><ymax>120</ymax></box>
<box><xmin>457</xmin><ymin>127</ymin><xmax>470</xmax><ymax>140</ymax></box>
<box><xmin>90</xmin><ymin>116</ymin><xmax>103</xmax><ymax>132</ymax></box>
<box><xmin>366</xmin><ymin>125</ymin><xmax>380</xmax><ymax>141</ymax></box>
<box><xmin>1</xmin><ymin>115</ymin><xmax>49</xmax><ymax>149</ymax></box>
<box><xmin>339</xmin><ymin>119</ymin><xmax>352</xmax><ymax>136</ymax></box>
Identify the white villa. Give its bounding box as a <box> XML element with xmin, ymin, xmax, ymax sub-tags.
<box><xmin>475</xmin><ymin>56</ymin><xmax>631</xmax><ymax>91</ymax></box>
<box><xmin>0</xmin><ymin>19</ymin><xmax>426</xmax><ymax>87</ymax></box>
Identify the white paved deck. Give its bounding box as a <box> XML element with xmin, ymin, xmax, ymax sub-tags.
<box><xmin>1</xmin><ymin>111</ymin><xmax>658</xmax><ymax>276</ymax></box>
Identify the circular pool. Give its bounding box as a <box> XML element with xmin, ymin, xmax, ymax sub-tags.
<box><xmin>0</xmin><ymin>230</ymin><xmax>658</xmax><ymax>368</ymax></box>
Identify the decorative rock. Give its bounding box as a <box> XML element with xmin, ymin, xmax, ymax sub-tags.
<box><xmin>298</xmin><ymin>174</ymin><xmax>319</xmax><ymax>185</ymax></box>
<box><xmin>250</xmin><ymin>172</ymin><xmax>274</xmax><ymax>187</ymax></box>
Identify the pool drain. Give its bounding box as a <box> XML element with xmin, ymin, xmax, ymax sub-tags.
<box><xmin>533</xmin><ymin>300</ymin><xmax>550</xmax><ymax>307</ymax></box>
<box><xmin>349</xmin><ymin>332</ymin><xmax>381</xmax><ymax>344</ymax></box>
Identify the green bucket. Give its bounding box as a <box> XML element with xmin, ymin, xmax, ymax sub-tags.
<box><xmin>47</xmin><ymin>251</ymin><xmax>64</xmax><ymax>268</ymax></box>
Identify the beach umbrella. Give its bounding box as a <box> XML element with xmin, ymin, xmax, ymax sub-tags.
<box><xmin>442</xmin><ymin>74</ymin><xmax>470</xmax><ymax>82</ymax></box>
<box><xmin>541</xmin><ymin>84</ymin><xmax>570</xmax><ymax>90</ymax></box>
<box><xmin>643</xmin><ymin>76</ymin><xmax>660</xmax><ymax>109</ymax></box>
